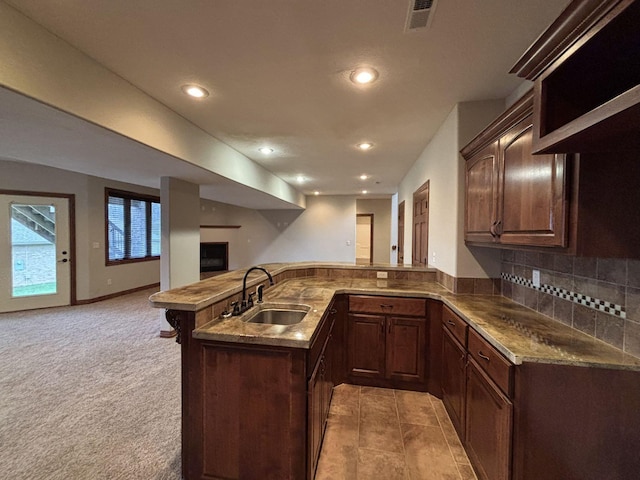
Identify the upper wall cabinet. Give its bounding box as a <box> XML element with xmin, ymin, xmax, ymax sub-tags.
<box><xmin>462</xmin><ymin>91</ymin><xmax>568</xmax><ymax>248</ymax></box>
<box><xmin>511</xmin><ymin>0</ymin><xmax>640</xmax><ymax>154</ymax></box>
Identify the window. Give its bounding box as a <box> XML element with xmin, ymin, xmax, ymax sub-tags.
<box><xmin>106</xmin><ymin>189</ymin><xmax>161</xmax><ymax>264</ymax></box>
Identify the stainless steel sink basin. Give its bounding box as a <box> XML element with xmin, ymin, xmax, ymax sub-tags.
<box><xmin>243</xmin><ymin>304</ymin><xmax>310</xmax><ymax>325</ymax></box>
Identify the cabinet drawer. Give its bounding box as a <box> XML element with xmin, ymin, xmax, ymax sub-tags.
<box><xmin>442</xmin><ymin>306</ymin><xmax>468</xmax><ymax>347</ymax></box>
<box><xmin>468</xmin><ymin>329</ymin><xmax>513</xmax><ymax>397</ymax></box>
<box><xmin>349</xmin><ymin>295</ymin><xmax>426</xmax><ymax>317</ymax></box>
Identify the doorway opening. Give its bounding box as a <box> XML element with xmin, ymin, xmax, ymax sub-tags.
<box><xmin>398</xmin><ymin>201</ymin><xmax>405</xmax><ymax>264</ymax></box>
<box><xmin>356</xmin><ymin>214</ymin><xmax>374</xmax><ymax>265</ymax></box>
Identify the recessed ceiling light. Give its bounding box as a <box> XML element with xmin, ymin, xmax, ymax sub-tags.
<box><xmin>259</xmin><ymin>147</ymin><xmax>273</xmax><ymax>154</ymax></box>
<box><xmin>360</xmin><ymin>174</ymin><xmax>368</xmax><ymax>180</ymax></box>
<box><xmin>181</xmin><ymin>84</ymin><xmax>209</xmax><ymax>98</ymax></box>
<box><xmin>314</xmin><ymin>191</ymin><xmax>320</xmax><ymax>196</ymax></box>
<box><xmin>350</xmin><ymin>67</ymin><xmax>379</xmax><ymax>85</ymax></box>
<box><xmin>358</xmin><ymin>142</ymin><xmax>373</xmax><ymax>150</ymax></box>
<box><xmin>362</xmin><ymin>190</ymin><xmax>368</xmax><ymax>194</ymax></box>
<box><xmin>296</xmin><ymin>175</ymin><xmax>305</xmax><ymax>183</ymax></box>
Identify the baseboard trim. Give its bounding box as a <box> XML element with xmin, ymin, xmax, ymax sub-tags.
<box><xmin>160</xmin><ymin>329</ymin><xmax>177</xmax><ymax>339</ymax></box>
<box><xmin>75</xmin><ymin>283</ymin><xmax>160</xmax><ymax>305</ymax></box>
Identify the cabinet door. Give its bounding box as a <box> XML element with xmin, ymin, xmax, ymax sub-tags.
<box><xmin>308</xmin><ymin>357</ymin><xmax>323</xmax><ymax>479</ymax></box>
<box><xmin>348</xmin><ymin>313</ymin><xmax>386</xmax><ymax>380</ymax></box>
<box><xmin>498</xmin><ymin>115</ymin><xmax>568</xmax><ymax>247</ymax></box>
<box><xmin>385</xmin><ymin>316</ymin><xmax>427</xmax><ymax>384</ymax></box>
<box><xmin>321</xmin><ymin>339</ymin><xmax>334</xmax><ymax>426</ymax></box>
<box><xmin>465</xmin><ymin>358</ymin><xmax>513</xmax><ymax>480</ymax></box>
<box><xmin>441</xmin><ymin>327</ymin><xmax>466</xmax><ymax>438</ymax></box>
<box><xmin>465</xmin><ymin>141</ymin><xmax>499</xmax><ymax>243</ymax></box>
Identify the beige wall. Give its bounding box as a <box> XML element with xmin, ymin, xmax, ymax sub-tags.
<box><xmin>357</xmin><ymin>199</ymin><xmax>392</xmax><ymax>264</ymax></box>
<box><xmin>0</xmin><ymin>2</ymin><xmax>304</xmax><ymax>209</ymax></box>
<box><xmin>396</xmin><ymin>100</ymin><xmax>504</xmax><ymax>278</ymax></box>
<box><xmin>1</xmin><ymin>159</ymin><xmax>160</xmax><ymax>301</ymax></box>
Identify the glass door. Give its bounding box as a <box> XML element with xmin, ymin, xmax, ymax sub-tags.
<box><xmin>0</xmin><ymin>194</ymin><xmax>71</xmax><ymax>312</ymax></box>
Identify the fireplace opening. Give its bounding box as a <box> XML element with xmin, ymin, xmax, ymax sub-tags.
<box><xmin>200</xmin><ymin>242</ymin><xmax>228</xmax><ymax>272</ymax></box>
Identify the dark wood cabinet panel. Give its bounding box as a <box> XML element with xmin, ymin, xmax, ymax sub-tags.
<box><xmin>347</xmin><ymin>295</ymin><xmax>428</xmax><ymax>389</ymax></box>
<box><xmin>441</xmin><ymin>326</ymin><xmax>466</xmax><ymax>438</ymax></box>
<box><xmin>467</xmin><ymin>328</ymin><xmax>513</xmax><ymax>397</ymax></box>
<box><xmin>386</xmin><ymin>315</ymin><xmax>427</xmax><ymax>383</ymax></box>
<box><xmin>462</xmin><ymin>91</ymin><xmax>569</xmax><ymax>249</ymax></box>
<box><xmin>348</xmin><ymin>313</ymin><xmax>386</xmax><ymax>380</ymax></box>
<box><xmin>499</xmin><ymin>117</ymin><xmax>568</xmax><ymax>247</ymax></box>
<box><xmin>466</xmin><ymin>358</ymin><xmax>513</xmax><ymax>480</ymax></box>
<box><xmin>465</xmin><ymin>142</ymin><xmax>499</xmax><ymax>243</ymax></box>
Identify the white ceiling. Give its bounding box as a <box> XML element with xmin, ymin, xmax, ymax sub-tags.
<box><xmin>1</xmin><ymin>0</ymin><xmax>569</xmax><ymax>207</ymax></box>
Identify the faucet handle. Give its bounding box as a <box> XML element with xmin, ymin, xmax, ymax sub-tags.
<box><xmin>257</xmin><ymin>285</ymin><xmax>264</xmax><ymax>303</ymax></box>
<box><xmin>231</xmin><ymin>301</ymin><xmax>240</xmax><ymax>316</ymax></box>
<box><xmin>248</xmin><ymin>292</ymin><xmax>255</xmax><ymax>308</ymax></box>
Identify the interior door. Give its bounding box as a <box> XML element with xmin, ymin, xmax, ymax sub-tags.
<box><xmin>398</xmin><ymin>201</ymin><xmax>405</xmax><ymax>264</ymax></box>
<box><xmin>412</xmin><ymin>181</ymin><xmax>429</xmax><ymax>266</ymax></box>
<box><xmin>0</xmin><ymin>194</ymin><xmax>72</xmax><ymax>312</ymax></box>
<box><xmin>356</xmin><ymin>213</ymin><xmax>373</xmax><ymax>264</ymax></box>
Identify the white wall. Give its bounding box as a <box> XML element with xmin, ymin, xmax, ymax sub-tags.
<box><xmin>0</xmin><ymin>2</ymin><xmax>304</xmax><ymax>209</ymax></box>
<box><xmin>1</xmin><ymin>159</ymin><xmax>160</xmax><ymax>300</ymax></box>
<box><xmin>397</xmin><ymin>100</ymin><xmax>504</xmax><ymax>278</ymax></box>
<box><xmin>356</xmin><ymin>198</ymin><xmax>392</xmax><ymax>264</ymax></box>
<box><xmin>200</xmin><ymin>195</ymin><xmax>357</xmax><ymax>267</ymax></box>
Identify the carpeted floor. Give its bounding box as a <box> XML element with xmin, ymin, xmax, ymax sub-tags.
<box><xmin>0</xmin><ymin>288</ymin><xmax>181</xmax><ymax>480</ymax></box>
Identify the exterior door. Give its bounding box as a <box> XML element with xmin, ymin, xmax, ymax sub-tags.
<box><xmin>0</xmin><ymin>194</ymin><xmax>72</xmax><ymax>312</ymax></box>
<box><xmin>412</xmin><ymin>181</ymin><xmax>429</xmax><ymax>266</ymax></box>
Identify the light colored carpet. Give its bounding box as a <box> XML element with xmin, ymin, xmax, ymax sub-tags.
<box><xmin>0</xmin><ymin>289</ymin><xmax>181</xmax><ymax>480</ymax></box>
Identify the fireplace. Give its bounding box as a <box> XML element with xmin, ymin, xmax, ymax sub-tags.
<box><xmin>200</xmin><ymin>242</ymin><xmax>228</xmax><ymax>272</ymax></box>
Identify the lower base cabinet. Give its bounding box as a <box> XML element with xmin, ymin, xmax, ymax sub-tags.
<box><xmin>465</xmin><ymin>358</ymin><xmax>513</xmax><ymax>480</ymax></box>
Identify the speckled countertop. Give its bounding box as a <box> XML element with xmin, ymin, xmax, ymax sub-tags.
<box><xmin>149</xmin><ymin>263</ymin><xmax>640</xmax><ymax>371</ymax></box>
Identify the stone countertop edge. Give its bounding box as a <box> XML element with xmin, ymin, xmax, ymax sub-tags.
<box><xmin>150</xmin><ymin>264</ymin><xmax>640</xmax><ymax>372</ymax></box>
<box><xmin>148</xmin><ymin>262</ymin><xmax>437</xmax><ymax>312</ymax></box>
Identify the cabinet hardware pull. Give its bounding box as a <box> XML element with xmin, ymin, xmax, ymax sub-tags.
<box><xmin>446</xmin><ymin>320</ymin><xmax>456</xmax><ymax>326</ymax></box>
<box><xmin>380</xmin><ymin>304</ymin><xmax>393</xmax><ymax>309</ymax></box>
<box><xmin>478</xmin><ymin>351</ymin><xmax>490</xmax><ymax>361</ymax></box>
<box><xmin>330</xmin><ymin>309</ymin><xmax>337</xmax><ymax>314</ymax></box>
<box><xmin>490</xmin><ymin>220</ymin><xmax>498</xmax><ymax>237</ymax></box>
<box><xmin>495</xmin><ymin>220</ymin><xmax>503</xmax><ymax>236</ymax></box>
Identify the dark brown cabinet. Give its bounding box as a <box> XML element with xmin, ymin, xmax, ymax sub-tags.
<box><xmin>441</xmin><ymin>306</ymin><xmax>468</xmax><ymax>438</ymax></box>
<box><xmin>465</xmin><ymin>358</ymin><xmax>513</xmax><ymax>480</ymax></box>
<box><xmin>462</xmin><ymin>90</ymin><xmax>569</xmax><ymax>248</ymax></box>
<box><xmin>347</xmin><ymin>295</ymin><xmax>427</xmax><ymax>389</ymax></box>
<box><xmin>511</xmin><ymin>0</ymin><xmax>640</xmax><ymax>154</ymax></box>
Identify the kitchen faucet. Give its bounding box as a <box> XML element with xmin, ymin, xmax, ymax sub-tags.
<box><xmin>234</xmin><ymin>266</ymin><xmax>274</xmax><ymax>315</ymax></box>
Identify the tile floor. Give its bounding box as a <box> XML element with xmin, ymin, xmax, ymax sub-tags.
<box><xmin>315</xmin><ymin>384</ymin><xmax>478</xmax><ymax>480</ymax></box>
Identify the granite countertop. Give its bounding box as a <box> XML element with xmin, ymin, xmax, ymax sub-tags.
<box><xmin>149</xmin><ymin>264</ymin><xmax>640</xmax><ymax>371</ymax></box>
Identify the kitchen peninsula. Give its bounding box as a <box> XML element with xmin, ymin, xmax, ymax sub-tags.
<box><xmin>150</xmin><ymin>263</ymin><xmax>640</xmax><ymax>480</ymax></box>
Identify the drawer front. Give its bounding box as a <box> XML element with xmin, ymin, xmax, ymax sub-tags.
<box><xmin>349</xmin><ymin>295</ymin><xmax>426</xmax><ymax>317</ymax></box>
<box><xmin>467</xmin><ymin>328</ymin><xmax>513</xmax><ymax>397</ymax></box>
<box><xmin>442</xmin><ymin>305</ymin><xmax>468</xmax><ymax>347</ymax></box>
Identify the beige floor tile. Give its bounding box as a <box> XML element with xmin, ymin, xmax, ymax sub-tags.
<box><xmin>357</xmin><ymin>448</ymin><xmax>408</xmax><ymax>480</ymax></box>
<box><xmin>359</xmin><ymin>393</ymin><xmax>404</xmax><ymax>453</ymax></box>
<box><xmin>361</xmin><ymin>386</ymin><xmax>395</xmax><ymax>397</ymax></box>
<box><xmin>395</xmin><ymin>390</ymin><xmax>440</xmax><ymax>426</ymax></box>
<box><xmin>456</xmin><ymin>463</ymin><xmax>478</xmax><ymax>480</ymax></box>
<box><xmin>402</xmin><ymin>423</ymin><xmax>462</xmax><ymax>480</ymax></box>
<box><xmin>431</xmin><ymin>397</ymin><xmax>470</xmax><ymax>465</ymax></box>
<box><xmin>330</xmin><ymin>384</ymin><xmax>360</xmax><ymax>417</ymax></box>
<box><xmin>315</xmin><ymin>444</ymin><xmax>358</xmax><ymax>480</ymax></box>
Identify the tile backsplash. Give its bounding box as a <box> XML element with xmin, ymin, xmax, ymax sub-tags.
<box><xmin>501</xmin><ymin>250</ymin><xmax>640</xmax><ymax>358</ymax></box>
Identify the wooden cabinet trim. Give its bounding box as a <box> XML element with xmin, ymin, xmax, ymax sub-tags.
<box><xmin>468</xmin><ymin>329</ymin><xmax>513</xmax><ymax>398</ymax></box>
<box><xmin>348</xmin><ymin>295</ymin><xmax>426</xmax><ymax>317</ymax></box>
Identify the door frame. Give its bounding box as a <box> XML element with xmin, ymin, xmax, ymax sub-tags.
<box><xmin>0</xmin><ymin>189</ymin><xmax>77</xmax><ymax>305</ymax></box>
<box><xmin>356</xmin><ymin>213</ymin><xmax>374</xmax><ymax>264</ymax></box>
<box><xmin>412</xmin><ymin>181</ymin><xmax>429</xmax><ymax>266</ymax></box>
<box><xmin>398</xmin><ymin>201</ymin><xmax>405</xmax><ymax>264</ymax></box>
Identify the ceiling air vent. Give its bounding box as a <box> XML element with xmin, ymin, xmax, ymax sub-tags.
<box><xmin>405</xmin><ymin>0</ymin><xmax>437</xmax><ymax>32</ymax></box>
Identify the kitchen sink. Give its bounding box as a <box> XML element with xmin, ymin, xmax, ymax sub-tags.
<box><xmin>243</xmin><ymin>304</ymin><xmax>310</xmax><ymax>325</ymax></box>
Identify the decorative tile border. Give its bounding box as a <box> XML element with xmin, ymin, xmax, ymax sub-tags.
<box><xmin>501</xmin><ymin>273</ymin><xmax>626</xmax><ymax>319</ymax></box>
